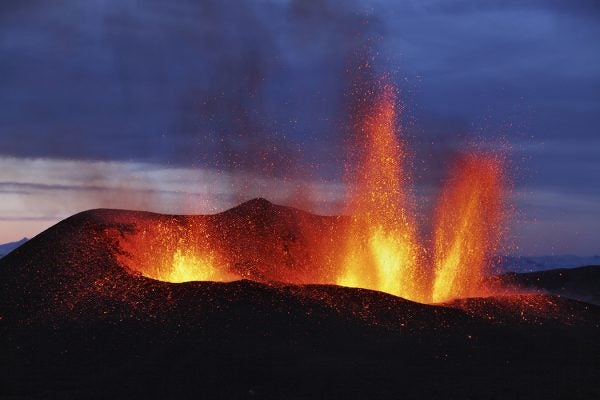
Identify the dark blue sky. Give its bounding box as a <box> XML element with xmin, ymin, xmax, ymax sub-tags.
<box><xmin>0</xmin><ymin>0</ymin><xmax>598</xmax><ymax>255</ymax></box>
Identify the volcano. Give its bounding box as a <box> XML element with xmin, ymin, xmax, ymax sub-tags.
<box><xmin>0</xmin><ymin>199</ymin><xmax>598</xmax><ymax>399</ymax></box>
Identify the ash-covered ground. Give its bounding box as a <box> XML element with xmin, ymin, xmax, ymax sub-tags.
<box><xmin>0</xmin><ymin>200</ymin><xmax>598</xmax><ymax>399</ymax></box>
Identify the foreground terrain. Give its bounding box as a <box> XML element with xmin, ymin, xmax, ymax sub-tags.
<box><xmin>0</xmin><ymin>200</ymin><xmax>598</xmax><ymax>399</ymax></box>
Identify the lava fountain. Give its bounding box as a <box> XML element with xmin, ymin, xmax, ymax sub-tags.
<box><xmin>336</xmin><ymin>84</ymin><xmax>427</xmax><ymax>302</ymax></box>
<box><xmin>114</xmin><ymin>79</ymin><xmax>508</xmax><ymax>305</ymax></box>
<box><xmin>431</xmin><ymin>153</ymin><xmax>506</xmax><ymax>303</ymax></box>
<box><xmin>333</xmin><ymin>80</ymin><xmax>508</xmax><ymax>303</ymax></box>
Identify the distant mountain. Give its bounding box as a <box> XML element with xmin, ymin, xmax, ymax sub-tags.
<box><xmin>498</xmin><ymin>265</ymin><xmax>600</xmax><ymax>305</ymax></box>
<box><xmin>0</xmin><ymin>238</ymin><xmax>28</xmax><ymax>258</ymax></box>
<box><xmin>499</xmin><ymin>255</ymin><xmax>600</xmax><ymax>273</ymax></box>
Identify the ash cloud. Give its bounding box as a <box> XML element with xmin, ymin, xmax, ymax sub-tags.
<box><xmin>0</xmin><ymin>0</ymin><xmax>384</xmax><ymax>209</ymax></box>
<box><xmin>1</xmin><ymin>0</ymin><xmax>597</xmax><ymax>180</ymax></box>
<box><xmin>0</xmin><ymin>0</ymin><xmax>382</xmax><ymax>174</ymax></box>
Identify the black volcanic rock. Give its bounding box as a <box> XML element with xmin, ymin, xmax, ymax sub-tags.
<box><xmin>499</xmin><ymin>265</ymin><xmax>600</xmax><ymax>305</ymax></box>
<box><xmin>0</xmin><ymin>200</ymin><xmax>599</xmax><ymax>399</ymax></box>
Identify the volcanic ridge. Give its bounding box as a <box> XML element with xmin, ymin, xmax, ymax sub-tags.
<box><xmin>0</xmin><ymin>199</ymin><xmax>598</xmax><ymax>399</ymax></box>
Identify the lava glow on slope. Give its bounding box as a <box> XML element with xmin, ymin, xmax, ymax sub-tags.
<box><xmin>118</xmin><ymin>218</ymin><xmax>239</xmax><ymax>284</ymax></box>
<box><xmin>118</xmin><ymin>81</ymin><xmax>508</xmax><ymax>304</ymax></box>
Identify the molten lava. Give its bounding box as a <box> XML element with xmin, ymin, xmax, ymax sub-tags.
<box><xmin>432</xmin><ymin>153</ymin><xmax>506</xmax><ymax>303</ymax></box>
<box><xmin>164</xmin><ymin>248</ymin><xmax>219</xmax><ymax>283</ymax></box>
<box><xmin>332</xmin><ymin>81</ymin><xmax>507</xmax><ymax>303</ymax></box>
<box><xmin>118</xmin><ymin>218</ymin><xmax>238</xmax><ymax>283</ymax></box>
<box><xmin>114</xmin><ymin>79</ymin><xmax>508</xmax><ymax>305</ymax></box>
<box><xmin>337</xmin><ymin>84</ymin><xmax>427</xmax><ymax>302</ymax></box>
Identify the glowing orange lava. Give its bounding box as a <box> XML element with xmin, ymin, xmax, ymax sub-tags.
<box><xmin>118</xmin><ymin>217</ymin><xmax>238</xmax><ymax>283</ymax></box>
<box><xmin>431</xmin><ymin>153</ymin><xmax>506</xmax><ymax>302</ymax></box>
<box><xmin>337</xmin><ymin>84</ymin><xmax>428</xmax><ymax>302</ymax></box>
<box><xmin>334</xmin><ymin>81</ymin><xmax>507</xmax><ymax>304</ymax></box>
<box><xmin>114</xmin><ymin>80</ymin><xmax>508</xmax><ymax>305</ymax></box>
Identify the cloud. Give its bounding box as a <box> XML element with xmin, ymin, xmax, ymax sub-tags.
<box><xmin>0</xmin><ymin>0</ymin><xmax>382</xmax><ymax>177</ymax></box>
<box><xmin>0</xmin><ymin>156</ymin><xmax>347</xmax><ymax>221</ymax></box>
<box><xmin>1</xmin><ymin>0</ymin><xmax>598</xmax><ymax>161</ymax></box>
<box><xmin>0</xmin><ymin>1</ymin><xmax>598</xmax><ymax>253</ymax></box>
<box><xmin>374</xmin><ymin>0</ymin><xmax>600</xmax><ymax>16</ymax></box>
<box><xmin>512</xmin><ymin>188</ymin><xmax>600</xmax><ymax>255</ymax></box>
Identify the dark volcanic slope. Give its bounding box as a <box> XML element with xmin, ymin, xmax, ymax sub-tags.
<box><xmin>499</xmin><ymin>265</ymin><xmax>600</xmax><ymax>305</ymax></box>
<box><xmin>0</xmin><ymin>199</ymin><xmax>599</xmax><ymax>399</ymax></box>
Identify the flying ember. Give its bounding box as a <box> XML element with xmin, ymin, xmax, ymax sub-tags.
<box><xmin>432</xmin><ymin>153</ymin><xmax>506</xmax><ymax>303</ymax></box>
<box><xmin>337</xmin><ymin>84</ymin><xmax>428</xmax><ymax>302</ymax></box>
<box><xmin>336</xmin><ymin>81</ymin><xmax>507</xmax><ymax>303</ymax></box>
<box><xmin>117</xmin><ymin>80</ymin><xmax>508</xmax><ymax>304</ymax></box>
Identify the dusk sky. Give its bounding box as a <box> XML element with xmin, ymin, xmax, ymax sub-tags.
<box><xmin>1</xmin><ymin>0</ymin><xmax>598</xmax><ymax>255</ymax></box>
